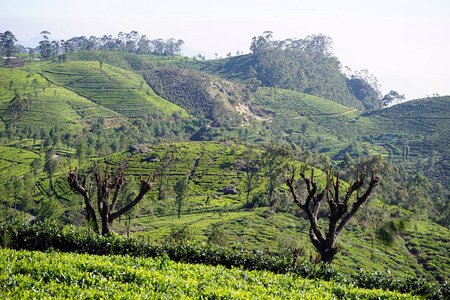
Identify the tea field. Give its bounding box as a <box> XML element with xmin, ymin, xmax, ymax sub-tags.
<box><xmin>0</xmin><ymin>248</ymin><xmax>418</xmax><ymax>299</ymax></box>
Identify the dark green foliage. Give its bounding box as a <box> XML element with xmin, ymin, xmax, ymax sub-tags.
<box><xmin>207</xmin><ymin>224</ymin><xmax>229</xmax><ymax>247</ymax></box>
<box><xmin>253</xmin><ymin>48</ymin><xmax>362</xmax><ymax>109</ymax></box>
<box><xmin>184</xmin><ymin>33</ymin><xmax>365</xmax><ymax>109</ymax></box>
<box><xmin>346</xmin><ymin>77</ymin><xmax>381</xmax><ymax>110</ymax></box>
<box><xmin>3</xmin><ymin>221</ymin><xmax>341</xmax><ymax>281</ymax></box>
<box><xmin>0</xmin><ymin>31</ymin><xmax>17</xmax><ymax>58</ymax></box>
<box><xmin>169</xmin><ymin>223</ymin><xmax>196</xmax><ymax>242</ymax></box>
<box><xmin>173</xmin><ymin>176</ymin><xmax>191</xmax><ymax>218</ymax></box>
<box><xmin>142</xmin><ymin>67</ymin><xmax>242</xmax><ymax>126</ymax></box>
<box><xmin>7</xmin><ymin>94</ymin><xmax>27</xmax><ymax>133</ymax></box>
<box><xmin>354</xmin><ymin>272</ymin><xmax>446</xmax><ymax>300</ymax></box>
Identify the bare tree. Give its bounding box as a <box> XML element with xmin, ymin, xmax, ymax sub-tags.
<box><xmin>286</xmin><ymin>165</ymin><xmax>379</xmax><ymax>264</ymax></box>
<box><xmin>62</xmin><ymin>166</ymin><xmax>156</xmax><ymax>235</ymax></box>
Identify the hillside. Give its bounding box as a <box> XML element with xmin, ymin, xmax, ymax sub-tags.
<box><xmin>0</xmin><ymin>60</ymin><xmax>189</xmax><ymax>134</ymax></box>
<box><xmin>41</xmin><ymin>61</ymin><xmax>188</xmax><ymax>119</ymax></box>
<box><xmin>0</xmin><ymin>42</ymin><xmax>449</xmax><ymax>290</ymax></box>
<box><xmin>0</xmin><ymin>67</ymin><xmax>121</xmax><ymax>132</ymax></box>
<box><xmin>142</xmin><ymin>67</ymin><xmax>243</xmax><ymax>126</ymax></box>
<box><xmin>373</xmin><ymin>96</ymin><xmax>450</xmax><ymax>189</ymax></box>
<box><xmin>98</xmin><ymin>141</ymin><xmax>449</xmax><ymax>283</ymax></box>
<box><xmin>180</xmin><ymin>35</ymin><xmax>379</xmax><ymax>110</ymax></box>
<box><xmin>374</xmin><ymin>96</ymin><xmax>450</xmax><ymax>153</ymax></box>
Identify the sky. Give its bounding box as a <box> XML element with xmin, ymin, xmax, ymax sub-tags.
<box><xmin>2</xmin><ymin>0</ymin><xmax>450</xmax><ymax>101</ymax></box>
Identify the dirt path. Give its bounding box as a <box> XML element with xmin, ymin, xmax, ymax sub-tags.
<box><xmin>289</xmin><ymin>108</ymin><xmax>358</xmax><ymax>119</ymax></box>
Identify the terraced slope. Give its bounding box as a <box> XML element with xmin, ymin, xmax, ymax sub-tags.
<box><xmin>0</xmin><ymin>68</ymin><xmax>123</xmax><ymax>132</ymax></box>
<box><xmin>250</xmin><ymin>87</ymin><xmax>354</xmax><ymax>118</ymax></box>
<box><xmin>98</xmin><ymin>142</ymin><xmax>449</xmax><ymax>282</ymax></box>
<box><xmin>374</xmin><ymin>96</ymin><xmax>450</xmax><ymax>153</ymax></box>
<box><xmin>42</xmin><ymin>61</ymin><xmax>188</xmax><ymax>119</ymax></box>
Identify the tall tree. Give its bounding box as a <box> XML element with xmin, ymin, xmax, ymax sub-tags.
<box><xmin>1</xmin><ymin>31</ymin><xmax>17</xmax><ymax>57</ymax></box>
<box><xmin>286</xmin><ymin>165</ymin><xmax>379</xmax><ymax>264</ymax></box>
<box><xmin>261</xmin><ymin>143</ymin><xmax>290</xmax><ymax>206</ymax></box>
<box><xmin>36</xmin><ymin>197</ymin><xmax>61</xmax><ymax>222</ymax></box>
<box><xmin>11</xmin><ymin>176</ymin><xmax>23</xmax><ymax>221</ymax></box>
<box><xmin>75</xmin><ymin>141</ymin><xmax>87</xmax><ymax>168</ymax></box>
<box><xmin>173</xmin><ymin>176</ymin><xmax>191</xmax><ymax>219</ymax></box>
<box><xmin>44</xmin><ymin>148</ymin><xmax>58</xmax><ymax>200</ymax></box>
<box><xmin>30</xmin><ymin>157</ymin><xmax>43</xmax><ymax>195</ymax></box>
<box><xmin>7</xmin><ymin>94</ymin><xmax>27</xmax><ymax>133</ymax></box>
<box><xmin>39</xmin><ymin>31</ymin><xmax>52</xmax><ymax>60</ymax></box>
<box><xmin>235</xmin><ymin>147</ymin><xmax>261</xmax><ymax>205</ymax></box>
<box><xmin>62</xmin><ymin>166</ymin><xmax>156</xmax><ymax>235</ymax></box>
<box><xmin>381</xmin><ymin>90</ymin><xmax>405</xmax><ymax>107</ymax></box>
<box><xmin>157</xmin><ymin>152</ymin><xmax>178</xmax><ymax>201</ymax></box>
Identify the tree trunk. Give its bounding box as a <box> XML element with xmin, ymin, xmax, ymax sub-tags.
<box><xmin>158</xmin><ymin>180</ymin><xmax>164</xmax><ymax>200</ymax></box>
<box><xmin>48</xmin><ymin>174</ymin><xmax>52</xmax><ymax>200</ymax></box>
<box><xmin>315</xmin><ymin>238</ymin><xmax>339</xmax><ymax>264</ymax></box>
<box><xmin>101</xmin><ymin>217</ymin><xmax>113</xmax><ymax>236</ymax></box>
<box><xmin>34</xmin><ymin>173</ymin><xmax>37</xmax><ymax>195</ymax></box>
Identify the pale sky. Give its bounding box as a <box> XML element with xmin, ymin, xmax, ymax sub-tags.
<box><xmin>2</xmin><ymin>0</ymin><xmax>450</xmax><ymax>100</ymax></box>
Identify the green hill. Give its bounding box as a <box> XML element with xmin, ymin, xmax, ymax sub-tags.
<box><xmin>142</xmin><ymin>67</ymin><xmax>242</xmax><ymax>126</ymax></box>
<box><xmin>0</xmin><ymin>59</ymin><xmax>189</xmax><ymax>135</ymax></box>
<box><xmin>250</xmin><ymin>87</ymin><xmax>353</xmax><ymax>118</ymax></box>
<box><xmin>0</xmin><ymin>42</ymin><xmax>449</xmax><ymax>289</ymax></box>
<box><xmin>42</xmin><ymin>61</ymin><xmax>188</xmax><ymax>119</ymax></box>
<box><xmin>181</xmin><ymin>37</ymin><xmax>377</xmax><ymax>110</ymax></box>
<box><xmin>374</xmin><ymin>96</ymin><xmax>450</xmax><ymax>154</ymax></box>
<box><xmin>0</xmin><ymin>67</ymin><xmax>121</xmax><ymax>132</ymax></box>
<box><xmin>96</xmin><ymin>141</ymin><xmax>449</xmax><ymax>283</ymax></box>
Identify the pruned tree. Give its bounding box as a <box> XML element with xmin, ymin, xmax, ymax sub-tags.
<box><xmin>286</xmin><ymin>165</ymin><xmax>379</xmax><ymax>264</ymax></box>
<box><xmin>62</xmin><ymin>166</ymin><xmax>156</xmax><ymax>236</ymax></box>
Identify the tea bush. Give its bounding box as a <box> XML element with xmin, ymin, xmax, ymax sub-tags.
<box><xmin>1</xmin><ymin>221</ymin><xmax>448</xmax><ymax>299</ymax></box>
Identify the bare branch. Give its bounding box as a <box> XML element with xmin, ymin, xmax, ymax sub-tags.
<box><xmin>111</xmin><ymin>171</ymin><xmax>157</xmax><ymax>222</ymax></box>
<box><xmin>286</xmin><ymin>165</ymin><xmax>379</xmax><ymax>264</ymax></box>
